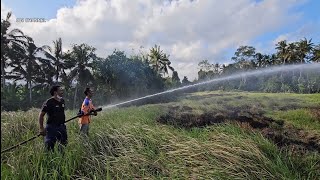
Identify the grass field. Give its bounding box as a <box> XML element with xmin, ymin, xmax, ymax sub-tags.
<box><xmin>1</xmin><ymin>91</ymin><xmax>320</xmax><ymax>179</ymax></box>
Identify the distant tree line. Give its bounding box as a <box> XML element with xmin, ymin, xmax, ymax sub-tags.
<box><xmin>1</xmin><ymin>12</ymin><xmax>319</xmax><ymax>111</ymax></box>
<box><xmin>196</xmin><ymin>39</ymin><xmax>320</xmax><ymax>93</ymax></box>
<box><xmin>1</xmin><ymin>12</ymin><xmax>180</xmax><ymax>111</ymax></box>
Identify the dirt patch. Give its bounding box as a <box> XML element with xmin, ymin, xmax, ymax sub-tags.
<box><xmin>181</xmin><ymin>106</ymin><xmax>193</xmax><ymax>111</ymax></box>
<box><xmin>262</xmin><ymin>126</ymin><xmax>320</xmax><ymax>154</ymax></box>
<box><xmin>158</xmin><ymin>112</ymin><xmax>225</xmax><ymax>128</ymax></box>
<box><xmin>277</xmin><ymin>104</ymin><xmax>303</xmax><ymax>111</ymax></box>
<box><xmin>185</xmin><ymin>93</ymin><xmax>232</xmax><ymax>100</ymax></box>
<box><xmin>234</xmin><ymin>96</ymin><xmax>244</xmax><ymax>99</ymax></box>
<box><xmin>310</xmin><ymin>108</ymin><xmax>320</xmax><ymax>122</ymax></box>
<box><xmin>157</xmin><ymin>106</ymin><xmax>320</xmax><ymax>154</ymax></box>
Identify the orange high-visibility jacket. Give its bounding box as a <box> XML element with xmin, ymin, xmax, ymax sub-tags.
<box><xmin>79</xmin><ymin>97</ymin><xmax>95</xmax><ymax>124</ymax></box>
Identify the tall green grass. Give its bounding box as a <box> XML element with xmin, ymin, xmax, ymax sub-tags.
<box><xmin>1</xmin><ymin>92</ymin><xmax>320</xmax><ymax>179</ymax></box>
<box><xmin>270</xmin><ymin>109</ymin><xmax>320</xmax><ymax>132</ymax></box>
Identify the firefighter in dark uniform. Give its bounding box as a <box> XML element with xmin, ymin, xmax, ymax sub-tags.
<box><xmin>38</xmin><ymin>85</ymin><xmax>67</xmax><ymax>152</ymax></box>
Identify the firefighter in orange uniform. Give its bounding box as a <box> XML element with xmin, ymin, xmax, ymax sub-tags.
<box><xmin>78</xmin><ymin>87</ymin><xmax>97</xmax><ymax>136</ymax></box>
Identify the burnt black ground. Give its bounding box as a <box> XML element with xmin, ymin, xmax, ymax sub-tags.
<box><xmin>158</xmin><ymin>105</ymin><xmax>320</xmax><ymax>154</ymax></box>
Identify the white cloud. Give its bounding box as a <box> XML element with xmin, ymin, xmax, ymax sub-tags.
<box><xmin>1</xmin><ymin>0</ymin><xmax>305</xmax><ymax>80</ymax></box>
<box><xmin>1</xmin><ymin>3</ymin><xmax>11</xmax><ymax>19</ymax></box>
<box><xmin>272</xmin><ymin>34</ymin><xmax>290</xmax><ymax>45</ymax></box>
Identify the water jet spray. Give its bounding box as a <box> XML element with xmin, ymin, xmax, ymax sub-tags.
<box><xmin>102</xmin><ymin>63</ymin><xmax>320</xmax><ymax>110</ymax></box>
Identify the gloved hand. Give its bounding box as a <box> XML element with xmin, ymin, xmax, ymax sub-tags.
<box><xmin>90</xmin><ymin>109</ymin><xmax>98</xmax><ymax>116</ymax></box>
<box><xmin>77</xmin><ymin>110</ymin><xmax>84</xmax><ymax>116</ymax></box>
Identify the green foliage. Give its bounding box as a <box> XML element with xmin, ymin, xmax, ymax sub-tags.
<box><xmin>94</xmin><ymin>50</ymin><xmax>166</xmax><ymax>102</ymax></box>
<box><xmin>231</xmin><ymin>45</ymin><xmax>256</xmax><ymax>65</ymax></box>
<box><xmin>171</xmin><ymin>71</ymin><xmax>181</xmax><ymax>88</ymax></box>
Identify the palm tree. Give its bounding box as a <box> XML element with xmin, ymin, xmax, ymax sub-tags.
<box><xmin>296</xmin><ymin>38</ymin><xmax>313</xmax><ymax>64</ymax></box>
<box><xmin>287</xmin><ymin>42</ymin><xmax>297</xmax><ymax>64</ymax></box>
<box><xmin>10</xmin><ymin>39</ymin><xmax>43</xmax><ymax>103</ymax></box>
<box><xmin>148</xmin><ymin>44</ymin><xmax>174</xmax><ymax>76</ymax></box>
<box><xmin>311</xmin><ymin>44</ymin><xmax>320</xmax><ymax>62</ymax></box>
<box><xmin>296</xmin><ymin>38</ymin><xmax>314</xmax><ymax>82</ymax></box>
<box><xmin>276</xmin><ymin>40</ymin><xmax>289</xmax><ymax>64</ymax></box>
<box><xmin>255</xmin><ymin>53</ymin><xmax>264</xmax><ymax>68</ymax></box>
<box><xmin>37</xmin><ymin>38</ymin><xmax>66</xmax><ymax>83</ymax></box>
<box><xmin>1</xmin><ymin>12</ymin><xmax>28</xmax><ymax>88</ymax></box>
<box><xmin>159</xmin><ymin>53</ymin><xmax>174</xmax><ymax>76</ymax></box>
<box><xmin>149</xmin><ymin>45</ymin><xmax>161</xmax><ymax>73</ymax></box>
<box><xmin>64</xmin><ymin>43</ymin><xmax>97</xmax><ymax>109</ymax></box>
<box><xmin>275</xmin><ymin>40</ymin><xmax>290</xmax><ymax>92</ymax></box>
<box><xmin>269</xmin><ymin>54</ymin><xmax>278</xmax><ymax>65</ymax></box>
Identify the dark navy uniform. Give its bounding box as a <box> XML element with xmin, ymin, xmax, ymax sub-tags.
<box><xmin>41</xmin><ymin>97</ymin><xmax>67</xmax><ymax>151</ymax></box>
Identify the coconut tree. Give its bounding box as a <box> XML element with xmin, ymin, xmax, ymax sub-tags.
<box><xmin>296</xmin><ymin>38</ymin><xmax>313</xmax><ymax>64</ymax></box>
<box><xmin>286</xmin><ymin>42</ymin><xmax>298</xmax><ymax>64</ymax></box>
<box><xmin>296</xmin><ymin>38</ymin><xmax>314</xmax><ymax>83</ymax></box>
<box><xmin>159</xmin><ymin>53</ymin><xmax>174</xmax><ymax>76</ymax></box>
<box><xmin>310</xmin><ymin>44</ymin><xmax>320</xmax><ymax>62</ymax></box>
<box><xmin>148</xmin><ymin>44</ymin><xmax>174</xmax><ymax>76</ymax></box>
<box><xmin>10</xmin><ymin>38</ymin><xmax>43</xmax><ymax>103</ymax></box>
<box><xmin>36</xmin><ymin>37</ymin><xmax>67</xmax><ymax>83</ymax></box>
<box><xmin>275</xmin><ymin>40</ymin><xmax>289</xmax><ymax>64</ymax></box>
<box><xmin>255</xmin><ymin>53</ymin><xmax>264</xmax><ymax>68</ymax></box>
<box><xmin>64</xmin><ymin>43</ymin><xmax>97</xmax><ymax>109</ymax></box>
<box><xmin>1</xmin><ymin>12</ymin><xmax>28</xmax><ymax>88</ymax></box>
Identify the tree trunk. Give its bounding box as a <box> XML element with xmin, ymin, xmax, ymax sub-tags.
<box><xmin>156</xmin><ymin>61</ymin><xmax>158</xmax><ymax>74</ymax></box>
<box><xmin>28</xmin><ymin>81</ymin><xmax>32</xmax><ymax>104</ymax></box>
<box><xmin>307</xmin><ymin>72</ymin><xmax>310</xmax><ymax>94</ymax></box>
<box><xmin>56</xmin><ymin>59</ymin><xmax>59</xmax><ymax>82</ymax></box>
<box><xmin>1</xmin><ymin>60</ymin><xmax>5</xmax><ymax>89</ymax></box>
<box><xmin>73</xmin><ymin>84</ymin><xmax>78</xmax><ymax>110</ymax></box>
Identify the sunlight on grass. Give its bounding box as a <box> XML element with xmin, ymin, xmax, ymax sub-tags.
<box><xmin>270</xmin><ymin>109</ymin><xmax>320</xmax><ymax>132</ymax></box>
<box><xmin>1</xmin><ymin>91</ymin><xmax>319</xmax><ymax>179</ymax></box>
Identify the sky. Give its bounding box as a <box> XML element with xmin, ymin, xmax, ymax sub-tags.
<box><xmin>1</xmin><ymin>0</ymin><xmax>320</xmax><ymax>80</ymax></box>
